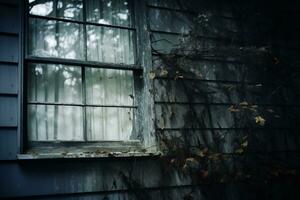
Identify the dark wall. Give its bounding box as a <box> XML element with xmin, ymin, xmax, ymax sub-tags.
<box><xmin>0</xmin><ymin>0</ymin><xmax>300</xmax><ymax>199</ymax></box>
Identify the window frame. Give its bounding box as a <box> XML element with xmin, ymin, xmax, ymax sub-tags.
<box><xmin>19</xmin><ymin>0</ymin><xmax>158</xmax><ymax>158</ymax></box>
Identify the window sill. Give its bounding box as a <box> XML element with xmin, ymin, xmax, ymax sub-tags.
<box><xmin>17</xmin><ymin>151</ymin><xmax>161</xmax><ymax>160</ymax></box>
<box><xmin>18</xmin><ymin>140</ymin><xmax>161</xmax><ymax>160</ymax></box>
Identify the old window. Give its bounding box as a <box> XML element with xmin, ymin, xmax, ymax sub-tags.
<box><xmin>24</xmin><ymin>0</ymin><xmax>148</xmax><ymax>155</ymax></box>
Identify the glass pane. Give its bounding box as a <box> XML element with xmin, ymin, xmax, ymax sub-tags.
<box><xmin>29</xmin><ymin>0</ymin><xmax>83</xmax><ymax>20</ymax></box>
<box><xmin>28</xmin><ymin>105</ymin><xmax>83</xmax><ymax>141</ymax></box>
<box><xmin>28</xmin><ymin>63</ymin><xmax>82</xmax><ymax>104</ymax></box>
<box><xmin>29</xmin><ymin>0</ymin><xmax>55</xmax><ymax>17</ymax></box>
<box><xmin>86</xmin><ymin>107</ymin><xmax>133</xmax><ymax>141</ymax></box>
<box><xmin>87</xmin><ymin>25</ymin><xmax>135</xmax><ymax>64</ymax></box>
<box><xmin>29</xmin><ymin>18</ymin><xmax>84</xmax><ymax>59</ymax></box>
<box><xmin>149</xmin><ymin>8</ymin><xmax>192</xmax><ymax>34</ymax></box>
<box><xmin>57</xmin><ymin>0</ymin><xmax>83</xmax><ymax>20</ymax></box>
<box><xmin>86</xmin><ymin>0</ymin><xmax>132</xmax><ymax>27</ymax></box>
<box><xmin>86</xmin><ymin>68</ymin><xmax>134</xmax><ymax>105</ymax></box>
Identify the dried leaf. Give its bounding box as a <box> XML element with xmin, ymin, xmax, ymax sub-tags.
<box><xmin>185</xmin><ymin>157</ymin><xmax>199</xmax><ymax>169</ymax></box>
<box><xmin>174</xmin><ymin>74</ymin><xmax>184</xmax><ymax>80</ymax></box>
<box><xmin>160</xmin><ymin>68</ymin><xmax>168</xmax><ymax>76</ymax></box>
<box><xmin>254</xmin><ymin>116</ymin><xmax>266</xmax><ymax>126</ymax></box>
<box><xmin>149</xmin><ymin>72</ymin><xmax>156</xmax><ymax>80</ymax></box>
<box><xmin>228</xmin><ymin>105</ymin><xmax>240</xmax><ymax>112</ymax></box>
<box><xmin>239</xmin><ymin>101</ymin><xmax>248</xmax><ymax>106</ymax></box>
<box><xmin>241</xmin><ymin>141</ymin><xmax>248</xmax><ymax>148</ymax></box>
<box><xmin>196</xmin><ymin>149</ymin><xmax>207</xmax><ymax>158</ymax></box>
<box><xmin>235</xmin><ymin>148</ymin><xmax>244</xmax><ymax>154</ymax></box>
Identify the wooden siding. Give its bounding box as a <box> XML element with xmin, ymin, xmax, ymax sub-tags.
<box><xmin>0</xmin><ymin>0</ymin><xmax>300</xmax><ymax>199</ymax></box>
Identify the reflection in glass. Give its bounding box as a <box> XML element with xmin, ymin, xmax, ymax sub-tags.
<box><xmin>57</xmin><ymin>0</ymin><xmax>83</xmax><ymax>20</ymax></box>
<box><xmin>28</xmin><ymin>63</ymin><xmax>82</xmax><ymax>103</ymax></box>
<box><xmin>86</xmin><ymin>0</ymin><xmax>132</xmax><ymax>27</ymax></box>
<box><xmin>29</xmin><ymin>0</ymin><xmax>55</xmax><ymax>17</ymax></box>
<box><xmin>29</xmin><ymin>18</ymin><xmax>84</xmax><ymax>59</ymax></box>
<box><xmin>28</xmin><ymin>105</ymin><xmax>83</xmax><ymax>141</ymax></box>
<box><xmin>86</xmin><ymin>68</ymin><xmax>134</xmax><ymax>106</ymax></box>
<box><xmin>29</xmin><ymin>0</ymin><xmax>83</xmax><ymax>20</ymax></box>
<box><xmin>86</xmin><ymin>107</ymin><xmax>133</xmax><ymax>141</ymax></box>
<box><xmin>87</xmin><ymin>25</ymin><xmax>134</xmax><ymax>64</ymax></box>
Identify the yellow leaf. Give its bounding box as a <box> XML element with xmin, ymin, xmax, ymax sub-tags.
<box><xmin>228</xmin><ymin>105</ymin><xmax>239</xmax><ymax>112</ymax></box>
<box><xmin>235</xmin><ymin>148</ymin><xmax>244</xmax><ymax>154</ymax></box>
<box><xmin>160</xmin><ymin>68</ymin><xmax>168</xmax><ymax>76</ymax></box>
<box><xmin>149</xmin><ymin>72</ymin><xmax>156</xmax><ymax>80</ymax></box>
<box><xmin>239</xmin><ymin>101</ymin><xmax>248</xmax><ymax>106</ymax></box>
<box><xmin>241</xmin><ymin>141</ymin><xmax>248</xmax><ymax>148</ymax></box>
<box><xmin>254</xmin><ymin>116</ymin><xmax>266</xmax><ymax>126</ymax></box>
<box><xmin>195</xmin><ymin>148</ymin><xmax>208</xmax><ymax>157</ymax></box>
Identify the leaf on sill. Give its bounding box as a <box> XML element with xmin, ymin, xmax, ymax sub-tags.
<box><xmin>254</xmin><ymin>116</ymin><xmax>266</xmax><ymax>126</ymax></box>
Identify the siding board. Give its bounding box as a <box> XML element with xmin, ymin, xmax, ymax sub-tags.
<box><xmin>0</xmin><ymin>4</ymin><xmax>19</xmax><ymax>34</ymax></box>
<box><xmin>0</xmin><ymin>128</ymin><xmax>17</xmax><ymax>160</ymax></box>
<box><xmin>0</xmin><ymin>96</ymin><xmax>18</xmax><ymax>126</ymax></box>
<box><xmin>0</xmin><ymin>64</ymin><xmax>18</xmax><ymax>94</ymax></box>
<box><xmin>0</xmin><ymin>35</ymin><xmax>19</xmax><ymax>63</ymax></box>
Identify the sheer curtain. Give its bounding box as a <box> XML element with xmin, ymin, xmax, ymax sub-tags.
<box><xmin>85</xmin><ymin>68</ymin><xmax>134</xmax><ymax>141</ymax></box>
<box><xmin>28</xmin><ymin>64</ymin><xmax>83</xmax><ymax>141</ymax></box>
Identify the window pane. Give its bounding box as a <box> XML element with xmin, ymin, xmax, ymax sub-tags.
<box><xmin>28</xmin><ymin>64</ymin><xmax>82</xmax><ymax>104</ymax></box>
<box><xmin>29</xmin><ymin>0</ymin><xmax>83</xmax><ymax>20</ymax></box>
<box><xmin>57</xmin><ymin>0</ymin><xmax>83</xmax><ymax>20</ymax></box>
<box><xmin>29</xmin><ymin>0</ymin><xmax>55</xmax><ymax>17</ymax></box>
<box><xmin>29</xmin><ymin>18</ymin><xmax>84</xmax><ymax>59</ymax></box>
<box><xmin>87</xmin><ymin>25</ymin><xmax>135</xmax><ymax>64</ymax></box>
<box><xmin>86</xmin><ymin>0</ymin><xmax>132</xmax><ymax>27</ymax></box>
<box><xmin>28</xmin><ymin>105</ymin><xmax>83</xmax><ymax>141</ymax></box>
<box><xmin>86</xmin><ymin>107</ymin><xmax>133</xmax><ymax>141</ymax></box>
<box><xmin>86</xmin><ymin>68</ymin><xmax>134</xmax><ymax>106</ymax></box>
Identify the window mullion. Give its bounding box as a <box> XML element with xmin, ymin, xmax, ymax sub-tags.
<box><xmin>82</xmin><ymin>0</ymin><xmax>88</xmax><ymax>142</ymax></box>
